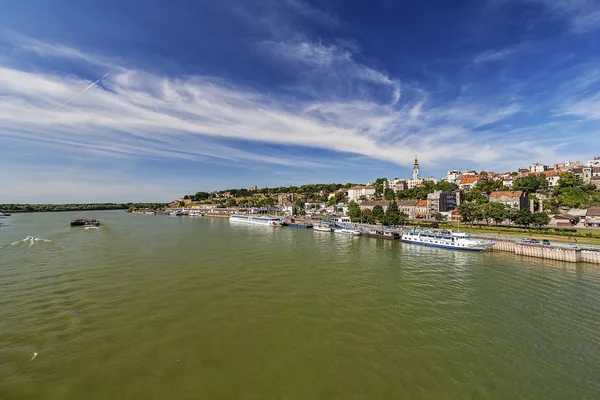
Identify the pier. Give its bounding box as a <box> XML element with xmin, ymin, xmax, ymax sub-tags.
<box><xmin>471</xmin><ymin>236</ymin><xmax>600</xmax><ymax>264</ymax></box>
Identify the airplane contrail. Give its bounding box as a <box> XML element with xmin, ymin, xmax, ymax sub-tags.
<box><xmin>54</xmin><ymin>68</ymin><xmax>114</xmax><ymax>111</ymax></box>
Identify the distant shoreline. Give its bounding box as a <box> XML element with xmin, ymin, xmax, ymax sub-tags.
<box><xmin>0</xmin><ymin>203</ymin><xmax>166</xmax><ymax>214</ymax></box>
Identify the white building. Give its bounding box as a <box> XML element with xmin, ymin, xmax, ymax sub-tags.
<box><xmin>389</xmin><ymin>178</ymin><xmax>407</xmax><ymax>192</ymax></box>
<box><xmin>347</xmin><ymin>185</ymin><xmax>376</xmax><ymax>202</ymax></box>
<box><xmin>444</xmin><ymin>170</ymin><xmax>461</xmax><ymax>184</ymax></box>
<box><xmin>406</xmin><ymin>156</ymin><xmax>437</xmax><ymax>189</ymax></box>
<box><xmin>529</xmin><ymin>163</ymin><xmax>548</xmax><ymax>173</ymax></box>
<box><xmin>587</xmin><ymin>157</ymin><xmax>600</xmax><ymax>167</ymax></box>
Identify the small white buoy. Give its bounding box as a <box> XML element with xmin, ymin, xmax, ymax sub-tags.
<box><xmin>30</xmin><ymin>352</ymin><xmax>38</xmax><ymax>361</ymax></box>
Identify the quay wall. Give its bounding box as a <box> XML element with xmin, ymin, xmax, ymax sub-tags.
<box><xmin>472</xmin><ymin>236</ymin><xmax>599</xmax><ymax>264</ymax></box>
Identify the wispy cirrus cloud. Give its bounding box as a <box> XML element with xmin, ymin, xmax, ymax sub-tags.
<box><xmin>0</xmin><ymin>34</ymin><xmax>560</xmax><ymax>175</ymax></box>
<box><xmin>492</xmin><ymin>0</ymin><xmax>600</xmax><ymax>33</ymax></box>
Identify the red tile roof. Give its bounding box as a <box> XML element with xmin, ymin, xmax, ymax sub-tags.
<box><xmin>459</xmin><ymin>176</ymin><xmax>480</xmax><ymax>184</ymax></box>
<box><xmin>490</xmin><ymin>190</ymin><xmax>524</xmax><ymax>198</ymax></box>
<box><xmin>415</xmin><ymin>200</ymin><xmax>427</xmax><ymax>207</ymax></box>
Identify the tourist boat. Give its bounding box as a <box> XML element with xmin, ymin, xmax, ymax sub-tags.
<box><xmin>282</xmin><ymin>218</ymin><xmax>313</xmax><ymax>228</ymax></box>
<box><xmin>229</xmin><ymin>215</ymin><xmax>282</xmax><ymax>226</ymax></box>
<box><xmin>401</xmin><ymin>229</ymin><xmax>495</xmax><ymax>251</ymax></box>
<box><xmin>169</xmin><ymin>210</ymin><xmax>183</xmax><ymax>216</ymax></box>
<box><xmin>334</xmin><ymin>228</ymin><xmax>361</xmax><ymax>236</ymax></box>
<box><xmin>313</xmin><ymin>223</ymin><xmax>333</xmax><ymax>232</ymax></box>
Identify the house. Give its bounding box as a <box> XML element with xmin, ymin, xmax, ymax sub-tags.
<box><xmin>592</xmin><ymin>176</ymin><xmax>600</xmax><ymax>190</ymax></box>
<box><xmin>542</xmin><ymin>170</ymin><xmax>562</xmax><ymax>187</ymax></box>
<box><xmin>551</xmin><ymin>214</ymin><xmax>578</xmax><ymax>227</ymax></box>
<box><xmin>584</xmin><ymin>207</ymin><xmax>600</xmax><ymax>227</ymax></box>
<box><xmin>450</xmin><ymin>209</ymin><xmax>463</xmax><ymax>222</ymax></box>
<box><xmin>489</xmin><ymin>191</ymin><xmax>528</xmax><ymax>210</ymax></box>
<box><xmin>328</xmin><ymin>188</ymin><xmax>348</xmax><ymax>200</ymax></box>
<box><xmin>427</xmin><ymin>190</ymin><xmax>458</xmax><ymax>214</ymax></box>
<box><xmin>415</xmin><ymin>200</ymin><xmax>427</xmax><ymax>218</ymax></box>
<box><xmin>458</xmin><ymin>176</ymin><xmax>481</xmax><ymax>191</ymax></box>
<box><xmin>347</xmin><ymin>185</ymin><xmax>376</xmax><ymax>201</ymax></box>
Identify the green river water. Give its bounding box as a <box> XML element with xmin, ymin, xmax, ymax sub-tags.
<box><xmin>1</xmin><ymin>210</ymin><xmax>599</xmax><ymax>399</ymax></box>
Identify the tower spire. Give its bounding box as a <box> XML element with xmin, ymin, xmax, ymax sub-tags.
<box><xmin>413</xmin><ymin>155</ymin><xmax>420</xmax><ymax>180</ymax></box>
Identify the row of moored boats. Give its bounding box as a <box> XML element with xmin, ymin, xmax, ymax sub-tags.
<box><xmin>228</xmin><ymin>215</ymin><xmax>495</xmax><ymax>251</ymax></box>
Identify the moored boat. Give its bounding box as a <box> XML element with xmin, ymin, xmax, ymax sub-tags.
<box><xmin>401</xmin><ymin>229</ymin><xmax>495</xmax><ymax>251</ymax></box>
<box><xmin>313</xmin><ymin>223</ymin><xmax>333</xmax><ymax>232</ymax></box>
<box><xmin>334</xmin><ymin>227</ymin><xmax>361</xmax><ymax>236</ymax></box>
<box><xmin>229</xmin><ymin>215</ymin><xmax>282</xmax><ymax>226</ymax></box>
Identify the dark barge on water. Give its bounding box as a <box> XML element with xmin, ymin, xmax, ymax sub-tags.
<box><xmin>362</xmin><ymin>228</ymin><xmax>402</xmax><ymax>240</ymax></box>
<box><xmin>71</xmin><ymin>218</ymin><xmax>101</xmax><ymax>227</ymax></box>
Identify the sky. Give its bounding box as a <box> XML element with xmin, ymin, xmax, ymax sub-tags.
<box><xmin>1</xmin><ymin>0</ymin><xmax>600</xmax><ymax>202</ymax></box>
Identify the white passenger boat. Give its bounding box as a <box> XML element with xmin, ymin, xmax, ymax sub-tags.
<box><xmin>401</xmin><ymin>229</ymin><xmax>495</xmax><ymax>251</ymax></box>
<box><xmin>334</xmin><ymin>228</ymin><xmax>361</xmax><ymax>236</ymax></box>
<box><xmin>229</xmin><ymin>215</ymin><xmax>282</xmax><ymax>226</ymax></box>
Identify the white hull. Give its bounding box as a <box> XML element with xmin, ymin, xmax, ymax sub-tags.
<box><xmin>401</xmin><ymin>229</ymin><xmax>495</xmax><ymax>252</ymax></box>
<box><xmin>334</xmin><ymin>229</ymin><xmax>361</xmax><ymax>236</ymax></box>
<box><xmin>229</xmin><ymin>215</ymin><xmax>282</xmax><ymax>226</ymax></box>
<box><xmin>314</xmin><ymin>225</ymin><xmax>332</xmax><ymax>232</ymax></box>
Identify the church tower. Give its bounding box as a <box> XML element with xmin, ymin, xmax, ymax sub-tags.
<box><xmin>413</xmin><ymin>155</ymin><xmax>420</xmax><ymax>180</ymax></box>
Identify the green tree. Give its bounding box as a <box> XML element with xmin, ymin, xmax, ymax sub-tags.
<box><xmin>512</xmin><ymin>209</ymin><xmax>533</xmax><ymax>227</ymax></box>
<box><xmin>372</xmin><ymin>205</ymin><xmax>385</xmax><ymax>222</ymax></box>
<box><xmin>373</xmin><ymin>178</ymin><xmax>387</xmax><ymax>200</ymax></box>
<box><xmin>383</xmin><ymin>188</ymin><xmax>396</xmax><ymax>201</ymax></box>
<box><xmin>432</xmin><ymin>212</ymin><xmax>447</xmax><ymax>222</ymax></box>
<box><xmin>362</xmin><ymin>209</ymin><xmax>375</xmax><ymax>224</ymax></box>
<box><xmin>434</xmin><ymin>181</ymin><xmax>459</xmax><ymax>192</ymax></box>
<box><xmin>471</xmin><ymin>179</ymin><xmax>504</xmax><ymax>196</ymax></box>
<box><xmin>457</xmin><ymin>203</ymin><xmax>480</xmax><ymax>226</ymax></box>
<box><xmin>384</xmin><ymin>201</ymin><xmax>400</xmax><ymax>226</ymax></box>
<box><xmin>348</xmin><ymin>201</ymin><xmax>361</xmax><ymax>222</ymax></box>
<box><xmin>484</xmin><ymin>202</ymin><xmax>508</xmax><ymax>225</ymax></box>
<box><xmin>532</xmin><ymin>212</ymin><xmax>550</xmax><ymax>228</ymax></box>
<box><xmin>512</xmin><ymin>175</ymin><xmax>547</xmax><ymax>194</ymax></box>
<box><xmin>226</xmin><ymin>198</ymin><xmax>237</xmax><ymax>208</ymax></box>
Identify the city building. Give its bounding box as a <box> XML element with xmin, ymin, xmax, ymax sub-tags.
<box><xmin>587</xmin><ymin>157</ymin><xmax>600</xmax><ymax>167</ymax></box>
<box><xmin>571</xmin><ymin>167</ymin><xmax>593</xmax><ymax>184</ymax></box>
<box><xmin>347</xmin><ymin>185</ymin><xmax>376</xmax><ymax>201</ymax></box>
<box><xmin>427</xmin><ymin>190</ymin><xmax>458</xmax><ymax>214</ymax></box>
<box><xmin>405</xmin><ymin>156</ymin><xmax>437</xmax><ymax>189</ymax></box>
<box><xmin>415</xmin><ymin>200</ymin><xmax>427</xmax><ymax>218</ymax></box>
<box><xmin>458</xmin><ymin>176</ymin><xmax>481</xmax><ymax>191</ymax></box>
<box><xmin>389</xmin><ymin>178</ymin><xmax>408</xmax><ymax>192</ymax></box>
<box><xmin>444</xmin><ymin>170</ymin><xmax>461</xmax><ymax>184</ymax></box>
<box><xmin>529</xmin><ymin>163</ymin><xmax>548</xmax><ymax>173</ymax></box>
<box><xmin>489</xmin><ymin>191</ymin><xmax>528</xmax><ymax>210</ymax></box>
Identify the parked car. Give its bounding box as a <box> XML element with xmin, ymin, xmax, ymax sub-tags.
<box><xmin>521</xmin><ymin>238</ymin><xmax>540</xmax><ymax>244</ymax></box>
<box><xmin>542</xmin><ymin>239</ymin><xmax>551</xmax><ymax>245</ymax></box>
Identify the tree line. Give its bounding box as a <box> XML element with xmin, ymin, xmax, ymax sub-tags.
<box><xmin>1</xmin><ymin>203</ymin><xmax>166</xmax><ymax>213</ymax></box>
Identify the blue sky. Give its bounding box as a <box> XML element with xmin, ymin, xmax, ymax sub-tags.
<box><xmin>1</xmin><ymin>0</ymin><xmax>600</xmax><ymax>202</ymax></box>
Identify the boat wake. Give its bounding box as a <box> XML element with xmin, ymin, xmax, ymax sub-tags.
<box><xmin>11</xmin><ymin>236</ymin><xmax>52</xmax><ymax>246</ymax></box>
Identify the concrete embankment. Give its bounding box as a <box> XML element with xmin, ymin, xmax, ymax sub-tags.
<box><xmin>472</xmin><ymin>236</ymin><xmax>600</xmax><ymax>264</ymax></box>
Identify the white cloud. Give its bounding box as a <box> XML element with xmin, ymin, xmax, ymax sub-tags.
<box><xmin>2</xmin><ymin>34</ymin><xmax>579</xmax><ymax>198</ymax></box>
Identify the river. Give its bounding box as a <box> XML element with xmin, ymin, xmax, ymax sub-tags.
<box><xmin>1</xmin><ymin>210</ymin><xmax>599</xmax><ymax>399</ymax></box>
